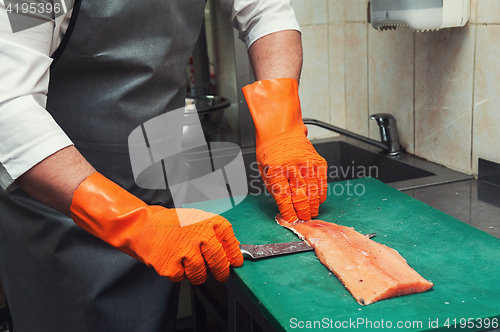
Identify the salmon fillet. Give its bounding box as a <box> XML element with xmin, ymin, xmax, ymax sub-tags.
<box><xmin>276</xmin><ymin>215</ymin><xmax>433</xmax><ymax>305</ymax></box>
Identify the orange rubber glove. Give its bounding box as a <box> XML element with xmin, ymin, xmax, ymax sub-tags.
<box><xmin>242</xmin><ymin>78</ymin><xmax>328</xmax><ymax>223</ymax></box>
<box><xmin>70</xmin><ymin>172</ymin><xmax>243</xmax><ymax>285</ymax></box>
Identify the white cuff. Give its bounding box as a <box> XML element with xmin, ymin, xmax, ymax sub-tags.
<box><xmin>0</xmin><ymin>96</ymin><xmax>73</xmax><ymax>191</ymax></box>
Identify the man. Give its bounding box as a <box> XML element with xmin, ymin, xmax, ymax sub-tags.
<box><xmin>0</xmin><ymin>0</ymin><xmax>327</xmax><ymax>330</ymax></box>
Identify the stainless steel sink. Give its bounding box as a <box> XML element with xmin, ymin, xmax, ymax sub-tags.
<box><xmin>242</xmin><ymin>136</ymin><xmax>473</xmax><ymax>194</ymax></box>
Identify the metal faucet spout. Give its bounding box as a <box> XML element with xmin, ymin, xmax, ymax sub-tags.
<box><xmin>303</xmin><ymin>114</ymin><xmax>403</xmax><ymax>156</ymax></box>
<box><xmin>303</xmin><ymin>118</ymin><xmax>389</xmax><ymax>152</ymax></box>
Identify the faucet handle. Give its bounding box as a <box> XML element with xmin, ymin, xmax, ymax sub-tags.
<box><xmin>369</xmin><ymin>113</ymin><xmax>402</xmax><ymax>155</ymax></box>
<box><xmin>369</xmin><ymin>113</ymin><xmax>397</xmax><ymax>127</ymax></box>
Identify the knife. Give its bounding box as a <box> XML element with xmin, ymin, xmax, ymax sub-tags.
<box><xmin>240</xmin><ymin>241</ymin><xmax>314</xmax><ymax>259</ymax></box>
<box><xmin>239</xmin><ymin>233</ymin><xmax>376</xmax><ymax>260</ymax></box>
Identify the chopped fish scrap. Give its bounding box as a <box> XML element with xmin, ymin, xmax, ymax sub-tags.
<box><xmin>276</xmin><ymin>215</ymin><xmax>433</xmax><ymax>305</ymax></box>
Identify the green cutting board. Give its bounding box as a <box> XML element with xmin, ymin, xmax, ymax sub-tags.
<box><xmin>189</xmin><ymin>178</ymin><xmax>500</xmax><ymax>331</ymax></box>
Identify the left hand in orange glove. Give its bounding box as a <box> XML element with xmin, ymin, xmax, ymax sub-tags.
<box><xmin>242</xmin><ymin>78</ymin><xmax>328</xmax><ymax>223</ymax></box>
<box><xmin>70</xmin><ymin>172</ymin><xmax>243</xmax><ymax>285</ymax></box>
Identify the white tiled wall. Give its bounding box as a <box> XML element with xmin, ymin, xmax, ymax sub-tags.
<box><xmin>368</xmin><ymin>27</ymin><xmax>414</xmax><ymax>153</ymax></box>
<box><xmin>415</xmin><ymin>27</ymin><xmax>475</xmax><ymax>173</ymax></box>
<box><xmin>472</xmin><ymin>18</ymin><xmax>500</xmax><ymax>174</ymax></box>
<box><xmin>293</xmin><ymin>0</ymin><xmax>500</xmax><ymax>175</ymax></box>
<box><xmin>344</xmin><ymin>22</ymin><xmax>369</xmax><ymax>137</ymax></box>
<box><xmin>477</xmin><ymin>0</ymin><xmax>500</xmax><ymax>23</ymax></box>
<box><xmin>300</xmin><ymin>24</ymin><xmax>331</xmax><ymax>139</ymax></box>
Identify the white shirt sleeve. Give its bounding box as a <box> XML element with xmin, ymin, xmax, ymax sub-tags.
<box><xmin>219</xmin><ymin>0</ymin><xmax>301</xmax><ymax>49</ymax></box>
<box><xmin>0</xmin><ymin>1</ymin><xmax>73</xmax><ymax>190</ymax></box>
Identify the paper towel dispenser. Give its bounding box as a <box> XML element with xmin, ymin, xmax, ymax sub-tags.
<box><xmin>369</xmin><ymin>0</ymin><xmax>470</xmax><ymax>31</ymax></box>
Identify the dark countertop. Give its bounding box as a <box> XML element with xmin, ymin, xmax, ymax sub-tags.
<box><xmin>403</xmin><ymin>179</ymin><xmax>500</xmax><ymax>239</ymax></box>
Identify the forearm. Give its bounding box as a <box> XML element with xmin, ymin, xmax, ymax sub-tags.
<box><xmin>15</xmin><ymin>146</ymin><xmax>96</xmax><ymax>217</ymax></box>
<box><xmin>243</xmin><ymin>29</ymin><xmax>328</xmax><ymax>222</ymax></box>
<box><xmin>248</xmin><ymin>29</ymin><xmax>302</xmax><ymax>82</ymax></box>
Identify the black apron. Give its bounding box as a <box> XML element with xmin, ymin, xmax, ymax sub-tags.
<box><xmin>0</xmin><ymin>0</ymin><xmax>206</xmax><ymax>330</ymax></box>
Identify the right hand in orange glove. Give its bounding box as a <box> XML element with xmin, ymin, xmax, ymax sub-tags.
<box><xmin>70</xmin><ymin>172</ymin><xmax>243</xmax><ymax>285</ymax></box>
<box><xmin>242</xmin><ymin>78</ymin><xmax>328</xmax><ymax>223</ymax></box>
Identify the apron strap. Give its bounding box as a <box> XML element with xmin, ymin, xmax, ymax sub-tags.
<box><xmin>50</xmin><ymin>0</ymin><xmax>83</xmax><ymax>69</ymax></box>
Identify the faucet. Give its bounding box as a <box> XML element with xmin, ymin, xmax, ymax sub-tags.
<box><xmin>303</xmin><ymin>113</ymin><xmax>403</xmax><ymax>156</ymax></box>
<box><xmin>368</xmin><ymin>113</ymin><xmax>402</xmax><ymax>155</ymax></box>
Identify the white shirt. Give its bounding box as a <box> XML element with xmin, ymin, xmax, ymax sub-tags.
<box><xmin>0</xmin><ymin>0</ymin><xmax>300</xmax><ymax>190</ymax></box>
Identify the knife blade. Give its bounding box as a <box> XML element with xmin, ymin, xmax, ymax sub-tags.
<box><xmin>239</xmin><ymin>233</ymin><xmax>376</xmax><ymax>260</ymax></box>
<box><xmin>240</xmin><ymin>241</ymin><xmax>314</xmax><ymax>259</ymax></box>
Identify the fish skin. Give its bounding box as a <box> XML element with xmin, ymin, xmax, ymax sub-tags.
<box><xmin>276</xmin><ymin>215</ymin><xmax>433</xmax><ymax>305</ymax></box>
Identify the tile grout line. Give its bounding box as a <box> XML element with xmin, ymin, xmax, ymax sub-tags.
<box><xmin>366</xmin><ymin>22</ymin><xmax>370</xmax><ymax>137</ymax></box>
<box><xmin>469</xmin><ymin>0</ymin><xmax>481</xmax><ymax>176</ymax></box>
<box><xmin>327</xmin><ymin>0</ymin><xmax>331</xmax><ymax>127</ymax></box>
<box><xmin>342</xmin><ymin>21</ymin><xmax>348</xmax><ymax>131</ymax></box>
<box><xmin>413</xmin><ymin>30</ymin><xmax>416</xmax><ymax>156</ymax></box>
<box><xmin>470</xmin><ymin>23</ymin><xmax>478</xmax><ymax>176</ymax></box>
